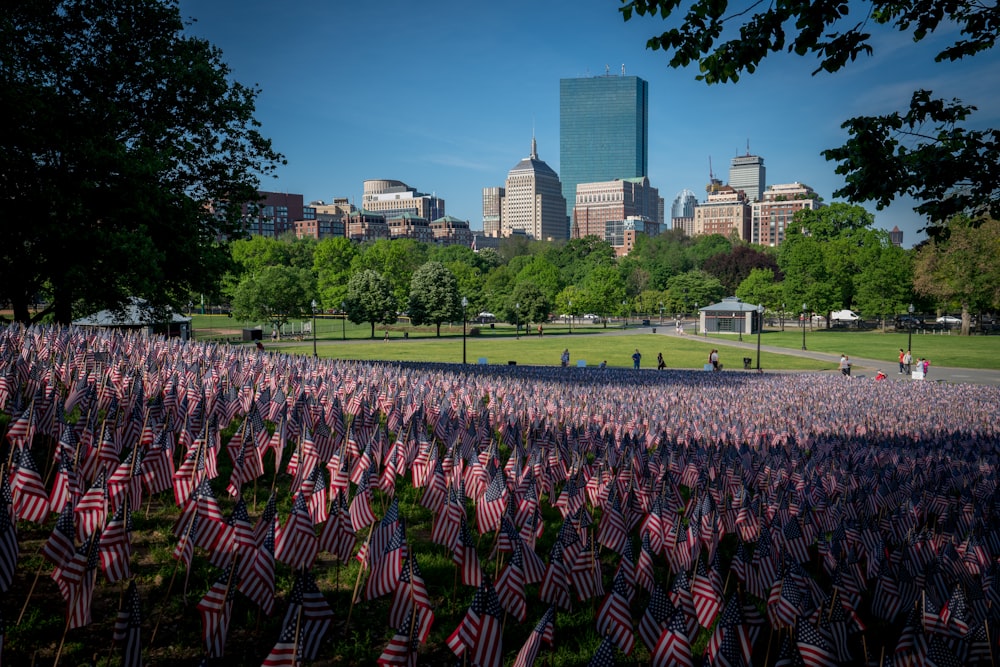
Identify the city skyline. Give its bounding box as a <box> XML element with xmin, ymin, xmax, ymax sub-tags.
<box><xmin>178</xmin><ymin>0</ymin><xmax>1000</xmax><ymax>248</ymax></box>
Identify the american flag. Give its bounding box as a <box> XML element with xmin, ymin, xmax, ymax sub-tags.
<box><xmin>260</xmin><ymin>617</ymin><xmax>301</xmax><ymax>667</ymax></box>
<box><xmin>388</xmin><ymin>554</ymin><xmax>434</xmax><ymax>643</ymax></box>
<box><xmin>495</xmin><ymin>541</ymin><xmax>528</xmax><ymax>622</ymax></box>
<box><xmin>197</xmin><ymin>563</ymin><xmax>239</xmax><ymax>658</ymax></box>
<box><xmin>112</xmin><ymin>579</ymin><xmax>142</xmax><ymax>667</ymax></box>
<box><xmin>377</xmin><ymin>607</ymin><xmax>420</xmax><ymax>667</ymax></box>
<box><xmin>319</xmin><ymin>489</ymin><xmax>357</xmax><ymax>562</ymax></box>
<box><xmin>237</xmin><ymin>520</ymin><xmax>276</xmax><ymax>615</ymax></box>
<box><xmin>452</xmin><ymin>515</ymin><xmax>482</xmax><ymax>588</ymax></box>
<box><xmin>55</xmin><ymin>532</ymin><xmax>100</xmax><ymax>629</ymax></box>
<box><xmin>366</xmin><ymin>520</ymin><xmax>408</xmax><ymax>600</ymax></box>
<box><xmin>477</xmin><ymin>470</ymin><xmax>508</xmax><ymax>534</ymax></box>
<box><xmin>588</xmin><ymin>635</ymin><xmax>617</xmax><ymax>666</ymax></box>
<box><xmin>691</xmin><ymin>553</ymin><xmax>723</xmax><ymax>630</ymax></box>
<box><xmin>446</xmin><ymin>577</ymin><xmax>504</xmax><ymax>667</ymax></box>
<box><xmin>539</xmin><ymin>539</ymin><xmax>571</xmax><ymax>610</ymax></box>
<box><xmin>99</xmin><ymin>502</ymin><xmax>133</xmax><ymax>583</ymax></box>
<box><xmin>11</xmin><ymin>445</ymin><xmax>50</xmax><ymax>523</ymax></box>
<box><xmin>639</xmin><ymin>584</ymin><xmax>674</xmax><ymax>653</ymax></box>
<box><xmin>511</xmin><ymin>605</ymin><xmax>556</xmax><ymax>667</ymax></box>
<box><xmin>652</xmin><ymin>605</ymin><xmax>694</xmax><ymax>667</ymax></box>
<box><xmin>42</xmin><ymin>501</ymin><xmax>77</xmax><ymax>568</ymax></box>
<box><xmin>282</xmin><ymin>569</ymin><xmax>334</xmax><ymax>660</ymax></box>
<box><xmin>795</xmin><ymin>619</ymin><xmax>838</xmax><ymax>667</ymax></box>
<box><xmin>275</xmin><ymin>492</ymin><xmax>318</xmax><ymax>571</ymax></box>
<box><xmin>596</xmin><ymin>568</ymin><xmax>635</xmax><ymax>654</ymax></box>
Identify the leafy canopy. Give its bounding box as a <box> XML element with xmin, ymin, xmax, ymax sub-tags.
<box><xmin>1</xmin><ymin>0</ymin><xmax>282</xmax><ymax>324</ymax></box>
<box><xmin>620</xmin><ymin>0</ymin><xmax>1000</xmax><ymax>231</ymax></box>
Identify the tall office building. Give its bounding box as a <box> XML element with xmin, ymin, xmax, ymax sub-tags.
<box><xmin>482</xmin><ymin>187</ymin><xmax>504</xmax><ymax>237</ymax></box>
<box><xmin>501</xmin><ymin>137</ymin><xmax>566</xmax><ymax>241</ymax></box>
<box><xmin>671</xmin><ymin>189</ymin><xmax>698</xmax><ymax>236</ymax></box>
<box><xmin>560</xmin><ymin>73</ymin><xmax>649</xmax><ymax>230</ymax></box>
<box><xmin>729</xmin><ymin>153</ymin><xmax>766</xmax><ymax>202</ymax></box>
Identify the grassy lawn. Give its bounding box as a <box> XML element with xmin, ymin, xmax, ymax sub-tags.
<box><xmin>189</xmin><ymin>314</ymin><xmax>1000</xmax><ymax>370</ymax></box>
<box><xmin>724</xmin><ymin>326</ymin><xmax>1000</xmax><ymax>369</ymax></box>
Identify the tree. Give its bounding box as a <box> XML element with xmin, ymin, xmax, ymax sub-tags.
<box><xmin>736</xmin><ymin>269</ymin><xmax>783</xmax><ymax>314</ymax></box>
<box><xmin>352</xmin><ymin>239</ymin><xmax>428</xmax><ymax>306</ymax></box>
<box><xmin>313</xmin><ymin>237</ymin><xmax>358</xmax><ymax>310</ymax></box>
<box><xmin>408</xmin><ymin>262</ymin><xmax>462</xmax><ymax>336</ymax></box>
<box><xmin>850</xmin><ymin>232</ymin><xmax>914</xmax><ymax>329</ymax></box>
<box><xmin>581</xmin><ymin>265</ymin><xmax>627</xmax><ymax>324</ymax></box>
<box><xmin>230</xmin><ymin>266</ymin><xmax>313</xmax><ymax>336</ymax></box>
<box><xmin>913</xmin><ymin>217</ymin><xmax>1000</xmax><ymax>334</ymax></box>
<box><xmin>703</xmin><ymin>245</ymin><xmax>781</xmax><ymax>294</ymax></box>
<box><xmin>664</xmin><ymin>271</ymin><xmax>726</xmax><ymax>314</ymax></box>
<box><xmin>620</xmin><ymin>0</ymin><xmax>1000</xmax><ymax>232</ymax></box>
<box><xmin>514</xmin><ymin>256</ymin><xmax>563</xmax><ymax>304</ymax></box>
<box><xmin>345</xmin><ymin>270</ymin><xmax>397</xmax><ymax>339</ymax></box>
<box><xmin>1</xmin><ymin>0</ymin><xmax>281</xmax><ymax>324</ymax></box>
<box><xmin>501</xmin><ymin>283</ymin><xmax>550</xmax><ymax>329</ymax></box>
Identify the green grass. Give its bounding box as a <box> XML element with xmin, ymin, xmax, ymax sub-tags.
<box><xmin>718</xmin><ymin>326</ymin><xmax>1000</xmax><ymax>369</ymax></box>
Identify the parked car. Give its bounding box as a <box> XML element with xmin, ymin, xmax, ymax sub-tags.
<box><xmin>894</xmin><ymin>315</ymin><xmax>924</xmax><ymax>328</ymax></box>
<box><xmin>936</xmin><ymin>315</ymin><xmax>961</xmax><ymax>327</ymax></box>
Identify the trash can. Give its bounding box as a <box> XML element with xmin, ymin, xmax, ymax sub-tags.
<box><xmin>652</xmin><ymin>328</ymin><xmax>656</xmax><ymax>334</ymax></box>
<box><xmin>743</xmin><ymin>357</ymin><xmax>752</xmax><ymax>370</ymax></box>
<box><xmin>403</xmin><ymin>331</ymin><xmax>408</xmax><ymax>339</ymax></box>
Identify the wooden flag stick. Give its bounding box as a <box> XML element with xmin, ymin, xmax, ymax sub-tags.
<box><xmin>346</xmin><ymin>526</ymin><xmax>374</xmax><ymax>627</ymax></box>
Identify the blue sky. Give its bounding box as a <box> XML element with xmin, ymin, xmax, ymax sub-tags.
<box><xmin>179</xmin><ymin>0</ymin><xmax>1000</xmax><ymax>248</ymax></box>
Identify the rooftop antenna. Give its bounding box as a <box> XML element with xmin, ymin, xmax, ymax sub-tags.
<box><xmin>622</xmin><ymin>63</ymin><xmax>625</xmax><ymax>76</ymax></box>
<box><xmin>746</xmin><ymin>138</ymin><xmax>751</xmax><ymax>156</ymax></box>
<box><xmin>709</xmin><ymin>156</ymin><xmax>714</xmax><ymax>180</ymax></box>
<box><xmin>605</xmin><ymin>64</ymin><xmax>610</xmax><ymax>76</ymax></box>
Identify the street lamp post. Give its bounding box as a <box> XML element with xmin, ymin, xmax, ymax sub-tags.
<box><xmin>694</xmin><ymin>302</ymin><xmax>699</xmax><ymax>336</ymax></box>
<box><xmin>907</xmin><ymin>302</ymin><xmax>914</xmax><ymax>353</ymax></box>
<box><xmin>311</xmin><ymin>299</ymin><xmax>318</xmax><ymax>358</ymax></box>
<box><xmin>340</xmin><ymin>301</ymin><xmax>346</xmax><ymax>340</ymax></box>
<box><xmin>756</xmin><ymin>304</ymin><xmax>764</xmax><ymax>370</ymax></box>
<box><xmin>462</xmin><ymin>297</ymin><xmax>468</xmax><ymax>364</ymax></box>
<box><xmin>568</xmin><ymin>300</ymin><xmax>572</xmax><ymax>334</ymax></box>
<box><xmin>736</xmin><ymin>311</ymin><xmax>743</xmax><ymax>342</ymax></box>
<box><xmin>781</xmin><ymin>303</ymin><xmax>785</xmax><ymax>332</ymax></box>
<box><xmin>515</xmin><ymin>302</ymin><xmax>520</xmax><ymax>340</ymax></box>
<box><xmin>659</xmin><ymin>301</ymin><xmax>663</xmax><ymax>325</ymax></box>
<box><xmin>802</xmin><ymin>303</ymin><xmax>808</xmax><ymax>350</ymax></box>
<box><xmin>622</xmin><ymin>300</ymin><xmax>627</xmax><ymax>328</ymax></box>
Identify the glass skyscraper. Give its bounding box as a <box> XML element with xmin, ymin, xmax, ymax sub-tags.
<box><xmin>560</xmin><ymin>75</ymin><xmax>649</xmax><ymax>226</ymax></box>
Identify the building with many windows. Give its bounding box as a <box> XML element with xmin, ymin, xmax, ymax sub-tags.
<box><xmin>571</xmin><ymin>177</ymin><xmax>661</xmax><ymax>239</ymax></box>
<box><xmin>500</xmin><ymin>137</ymin><xmax>567</xmax><ymax>241</ymax></box>
<box><xmin>431</xmin><ymin>216</ymin><xmax>474</xmax><ymax>247</ymax></box>
<box><xmin>728</xmin><ymin>153</ymin><xmax>766</xmax><ymax>202</ymax></box>
<box><xmin>889</xmin><ymin>225</ymin><xmax>904</xmax><ymax>247</ymax></box>
<box><xmin>482</xmin><ymin>187</ymin><xmax>504</xmax><ymax>237</ymax></box>
<box><xmin>671</xmin><ymin>189</ymin><xmax>698</xmax><ymax>236</ymax></box>
<box><xmin>693</xmin><ymin>186</ymin><xmax>751</xmax><ymax>240</ymax></box>
<box><xmin>387</xmin><ymin>213</ymin><xmax>435</xmax><ymax>243</ymax></box>
<box><xmin>605</xmin><ymin>216</ymin><xmax>660</xmax><ymax>256</ymax></box>
<box><xmin>241</xmin><ymin>191</ymin><xmax>305</xmax><ymax>237</ymax></box>
<box><xmin>560</xmin><ymin>73</ymin><xmax>648</xmax><ymax>231</ymax></box>
<box><xmin>750</xmin><ymin>182</ymin><xmax>821</xmax><ymax>246</ymax></box>
<box><xmin>345</xmin><ymin>209</ymin><xmax>389</xmax><ymax>242</ymax></box>
<box><xmin>362</xmin><ymin>179</ymin><xmax>444</xmax><ymax>221</ymax></box>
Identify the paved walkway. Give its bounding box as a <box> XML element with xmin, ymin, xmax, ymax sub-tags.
<box><xmin>641</xmin><ymin>323</ymin><xmax>1000</xmax><ymax>386</ymax></box>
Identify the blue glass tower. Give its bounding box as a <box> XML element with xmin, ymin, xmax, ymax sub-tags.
<box><xmin>560</xmin><ymin>75</ymin><xmax>649</xmax><ymax>224</ymax></box>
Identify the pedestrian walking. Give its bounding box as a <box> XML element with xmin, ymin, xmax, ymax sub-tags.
<box><xmin>632</xmin><ymin>349</ymin><xmax>641</xmax><ymax>369</ymax></box>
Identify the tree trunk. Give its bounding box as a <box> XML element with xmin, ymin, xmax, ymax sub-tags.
<box><xmin>370</xmin><ymin>321</ymin><xmax>376</xmax><ymax>339</ymax></box>
<box><xmin>962</xmin><ymin>302</ymin><xmax>971</xmax><ymax>336</ymax></box>
<box><xmin>436</xmin><ymin>323</ymin><xmax>441</xmax><ymax>337</ymax></box>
